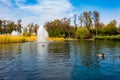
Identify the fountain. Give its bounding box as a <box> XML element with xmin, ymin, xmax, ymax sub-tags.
<box><xmin>11</xmin><ymin>31</ymin><xmax>20</xmax><ymax>36</ymax></box>
<box><xmin>37</xmin><ymin>26</ymin><xmax>48</xmax><ymax>42</ymax></box>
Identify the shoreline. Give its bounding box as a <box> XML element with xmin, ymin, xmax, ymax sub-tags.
<box><xmin>0</xmin><ymin>35</ymin><xmax>120</xmax><ymax>44</ymax></box>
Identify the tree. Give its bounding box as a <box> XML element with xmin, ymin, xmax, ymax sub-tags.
<box><xmin>83</xmin><ymin>11</ymin><xmax>92</xmax><ymax>31</ymax></box>
<box><xmin>45</xmin><ymin>18</ymin><xmax>75</xmax><ymax>38</ymax></box>
<box><xmin>73</xmin><ymin>14</ymin><xmax>77</xmax><ymax>30</ymax></box>
<box><xmin>101</xmin><ymin>20</ymin><xmax>117</xmax><ymax>35</ymax></box>
<box><xmin>0</xmin><ymin>20</ymin><xmax>2</xmax><ymax>33</ymax></box>
<box><xmin>27</xmin><ymin>23</ymin><xmax>34</xmax><ymax>34</ymax></box>
<box><xmin>78</xmin><ymin>13</ymin><xmax>84</xmax><ymax>27</ymax></box>
<box><xmin>17</xmin><ymin>19</ymin><xmax>22</xmax><ymax>33</ymax></box>
<box><xmin>7</xmin><ymin>21</ymin><xmax>16</xmax><ymax>33</ymax></box>
<box><xmin>34</xmin><ymin>24</ymin><xmax>39</xmax><ymax>35</ymax></box>
<box><xmin>2</xmin><ymin>20</ymin><xmax>7</xmax><ymax>33</ymax></box>
<box><xmin>68</xmin><ymin>17</ymin><xmax>71</xmax><ymax>38</ymax></box>
<box><xmin>93</xmin><ymin>11</ymin><xmax>100</xmax><ymax>36</ymax></box>
<box><xmin>0</xmin><ymin>20</ymin><xmax>2</xmax><ymax>27</ymax></box>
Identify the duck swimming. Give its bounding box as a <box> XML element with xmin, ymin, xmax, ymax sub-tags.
<box><xmin>97</xmin><ymin>53</ymin><xmax>104</xmax><ymax>57</ymax></box>
<box><xmin>42</xmin><ymin>45</ymin><xmax>45</xmax><ymax>47</ymax></box>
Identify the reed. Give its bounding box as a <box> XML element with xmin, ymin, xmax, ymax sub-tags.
<box><xmin>0</xmin><ymin>35</ymin><xmax>65</xmax><ymax>44</ymax></box>
<box><xmin>47</xmin><ymin>37</ymin><xmax>64</xmax><ymax>41</ymax></box>
<box><xmin>0</xmin><ymin>35</ymin><xmax>37</xmax><ymax>44</ymax></box>
<box><xmin>25</xmin><ymin>36</ymin><xmax>37</xmax><ymax>42</ymax></box>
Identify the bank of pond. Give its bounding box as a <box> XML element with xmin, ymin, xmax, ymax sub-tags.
<box><xmin>0</xmin><ymin>35</ymin><xmax>120</xmax><ymax>44</ymax></box>
<box><xmin>94</xmin><ymin>35</ymin><xmax>120</xmax><ymax>40</ymax></box>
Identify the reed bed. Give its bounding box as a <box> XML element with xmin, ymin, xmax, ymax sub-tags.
<box><xmin>0</xmin><ymin>35</ymin><xmax>65</xmax><ymax>44</ymax></box>
<box><xmin>0</xmin><ymin>35</ymin><xmax>37</xmax><ymax>44</ymax></box>
<box><xmin>47</xmin><ymin>37</ymin><xmax>64</xmax><ymax>41</ymax></box>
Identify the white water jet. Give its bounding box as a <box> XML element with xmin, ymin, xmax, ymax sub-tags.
<box><xmin>11</xmin><ymin>31</ymin><xmax>20</xmax><ymax>36</ymax></box>
<box><xmin>37</xmin><ymin>26</ymin><xmax>48</xmax><ymax>42</ymax></box>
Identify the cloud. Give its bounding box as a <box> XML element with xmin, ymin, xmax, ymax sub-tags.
<box><xmin>17</xmin><ymin>0</ymin><xmax>74</xmax><ymax>25</ymax></box>
<box><xmin>0</xmin><ymin>0</ymin><xmax>74</xmax><ymax>27</ymax></box>
<box><xmin>0</xmin><ymin>0</ymin><xmax>12</xmax><ymax>6</ymax></box>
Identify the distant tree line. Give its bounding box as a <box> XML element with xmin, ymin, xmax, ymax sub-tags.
<box><xmin>0</xmin><ymin>19</ymin><xmax>39</xmax><ymax>36</ymax></box>
<box><xmin>45</xmin><ymin>11</ymin><xmax>120</xmax><ymax>39</ymax></box>
<box><xmin>1</xmin><ymin>11</ymin><xmax>120</xmax><ymax>38</ymax></box>
<box><xmin>0</xmin><ymin>19</ymin><xmax>22</xmax><ymax>34</ymax></box>
<box><xmin>23</xmin><ymin>23</ymin><xmax>39</xmax><ymax>36</ymax></box>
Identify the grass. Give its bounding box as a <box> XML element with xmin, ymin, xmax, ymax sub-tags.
<box><xmin>0</xmin><ymin>35</ymin><xmax>37</xmax><ymax>44</ymax></box>
<box><xmin>94</xmin><ymin>35</ymin><xmax>120</xmax><ymax>40</ymax></box>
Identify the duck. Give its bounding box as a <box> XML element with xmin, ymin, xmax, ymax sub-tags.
<box><xmin>97</xmin><ymin>53</ymin><xmax>104</xmax><ymax>57</ymax></box>
<box><xmin>42</xmin><ymin>44</ymin><xmax>45</xmax><ymax>47</ymax></box>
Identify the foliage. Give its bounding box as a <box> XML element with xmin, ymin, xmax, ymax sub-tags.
<box><xmin>75</xmin><ymin>28</ymin><xmax>89</xmax><ymax>39</ymax></box>
<box><xmin>100</xmin><ymin>20</ymin><xmax>117</xmax><ymax>35</ymax></box>
<box><xmin>91</xmin><ymin>20</ymin><xmax>118</xmax><ymax>36</ymax></box>
<box><xmin>117</xmin><ymin>26</ymin><xmax>120</xmax><ymax>34</ymax></box>
<box><xmin>83</xmin><ymin>11</ymin><xmax>92</xmax><ymax>31</ymax></box>
<box><xmin>93</xmin><ymin>11</ymin><xmax>100</xmax><ymax>36</ymax></box>
<box><xmin>45</xmin><ymin>19</ymin><xmax>75</xmax><ymax>38</ymax></box>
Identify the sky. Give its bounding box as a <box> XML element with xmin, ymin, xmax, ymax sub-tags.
<box><xmin>0</xmin><ymin>0</ymin><xmax>120</xmax><ymax>27</ymax></box>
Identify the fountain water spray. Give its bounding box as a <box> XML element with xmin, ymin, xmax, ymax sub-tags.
<box><xmin>37</xmin><ymin>26</ymin><xmax>48</xmax><ymax>42</ymax></box>
<box><xmin>11</xmin><ymin>31</ymin><xmax>20</xmax><ymax>36</ymax></box>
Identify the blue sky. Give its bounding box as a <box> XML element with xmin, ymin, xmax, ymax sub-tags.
<box><xmin>70</xmin><ymin>0</ymin><xmax>120</xmax><ymax>9</ymax></box>
<box><xmin>0</xmin><ymin>0</ymin><xmax>120</xmax><ymax>27</ymax></box>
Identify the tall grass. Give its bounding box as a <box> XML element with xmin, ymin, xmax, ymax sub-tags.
<box><xmin>47</xmin><ymin>37</ymin><xmax>64</xmax><ymax>41</ymax></box>
<box><xmin>0</xmin><ymin>35</ymin><xmax>37</xmax><ymax>44</ymax></box>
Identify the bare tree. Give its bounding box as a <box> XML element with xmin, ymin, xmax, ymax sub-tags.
<box><xmin>93</xmin><ymin>11</ymin><xmax>100</xmax><ymax>36</ymax></box>
<box><xmin>17</xmin><ymin>19</ymin><xmax>22</xmax><ymax>33</ymax></box>
<box><xmin>83</xmin><ymin>11</ymin><xmax>92</xmax><ymax>31</ymax></box>
<box><xmin>78</xmin><ymin>13</ymin><xmax>84</xmax><ymax>27</ymax></box>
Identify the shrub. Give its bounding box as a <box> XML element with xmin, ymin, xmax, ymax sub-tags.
<box><xmin>75</xmin><ymin>28</ymin><xmax>89</xmax><ymax>39</ymax></box>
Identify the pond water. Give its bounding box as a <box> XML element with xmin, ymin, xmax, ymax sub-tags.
<box><xmin>0</xmin><ymin>40</ymin><xmax>120</xmax><ymax>80</ymax></box>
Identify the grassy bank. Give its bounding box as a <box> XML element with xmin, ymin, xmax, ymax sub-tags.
<box><xmin>94</xmin><ymin>35</ymin><xmax>120</xmax><ymax>40</ymax></box>
<box><xmin>0</xmin><ymin>35</ymin><xmax>37</xmax><ymax>44</ymax></box>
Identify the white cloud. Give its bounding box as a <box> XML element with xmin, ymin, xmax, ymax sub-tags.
<box><xmin>0</xmin><ymin>0</ymin><xmax>74</xmax><ymax>26</ymax></box>
<box><xmin>0</xmin><ymin>0</ymin><xmax>73</xmax><ymax>27</ymax></box>
<box><xmin>16</xmin><ymin>0</ymin><xmax>74</xmax><ymax>25</ymax></box>
<box><xmin>0</xmin><ymin>2</ymin><xmax>15</xmax><ymax>20</ymax></box>
<box><xmin>0</xmin><ymin>0</ymin><xmax>13</xmax><ymax>6</ymax></box>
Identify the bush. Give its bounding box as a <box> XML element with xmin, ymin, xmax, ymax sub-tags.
<box><xmin>100</xmin><ymin>23</ymin><xmax>118</xmax><ymax>35</ymax></box>
<box><xmin>75</xmin><ymin>28</ymin><xmax>89</xmax><ymax>39</ymax></box>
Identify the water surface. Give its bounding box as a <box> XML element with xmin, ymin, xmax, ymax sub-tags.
<box><xmin>0</xmin><ymin>40</ymin><xmax>120</xmax><ymax>80</ymax></box>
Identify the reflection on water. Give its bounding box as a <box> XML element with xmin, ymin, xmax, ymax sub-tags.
<box><xmin>37</xmin><ymin>43</ymin><xmax>48</xmax><ymax>61</ymax></box>
<box><xmin>0</xmin><ymin>40</ymin><xmax>120</xmax><ymax>80</ymax></box>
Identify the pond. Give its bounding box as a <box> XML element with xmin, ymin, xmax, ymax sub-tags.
<box><xmin>0</xmin><ymin>40</ymin><xmax>120</xmax><ymax>80</ymax></box>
